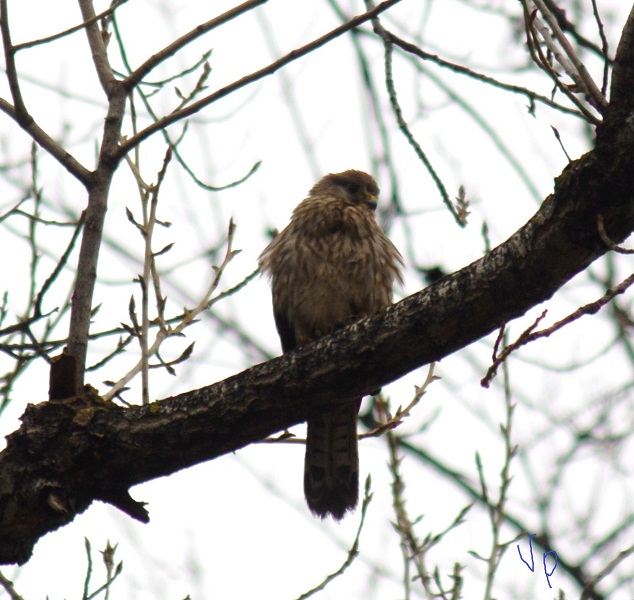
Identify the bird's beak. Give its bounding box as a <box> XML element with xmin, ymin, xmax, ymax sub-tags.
<box><xmin>364</xmin><ymin>194</ymin><xmax>378</xmax><ymax>211</ymax></box>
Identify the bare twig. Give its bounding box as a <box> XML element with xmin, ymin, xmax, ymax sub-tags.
<box><xmin>263</xmin><ymin>362</ymin><xmax>437</xmax><ymax>446</ymax></box>
<box><xmin>371</xmin><ymin>364</ymin><xmax>468</xmax><ymax>599</ymax></box>
<box><xmin>0</xmin><ymin>0</ymin><xmax>27</xmax><ymax>117</ymax></box>
<box><xmin>112</xmin><ymin>21</ymin><xmax>262</xmax><ymax>193</ymax></box>
<box><xmin>361</xmin><ymin>362</ymin><xmax>437</xmax><ymax>440</ymax></box>
<box><xmin>126</xmin><ymin>0</ymin><xmax>268</xmax><ymax>89</ymax></box>
<box><xmin>521</xmin><ymin>1</ymin><xmax>606</xmax><ymax>124</ymax></box>
<box><xmin>82</xmin><ymin>539</ymin><xmax>123</xmax><ymax>600</ymax></box>
<box><xmin>122</xmin><ymin>145</ymin><xmax>174</xmax><ymax>404</ymax></box>
<box><xmin>528</xmin><ymin>0</ymin><xmax>607</xmax><ymax>111</ymax></box>
<box><xmin>369</xmin><ymin>10</ymin><xmax>463</xmax><ymax>227</ymax></box>
<box><xmin>481</xmin><ymin>349</ymin><xmax>519</xmax><ymax>599</ymax></box>
<box><xmin>0</xmin><ymin>571</ymin><xmax>23</xmax><ymax>600</ymax></box>
<box><xmin>0</xmin><ymin>3</ymin><xmax>91</xmax><ymax>183</ymax></box>
<box><xmin>581</xmin><ymin>542</ymin><xmax>634</xmax><ymax>600</ymax></box>
<box><xmin>34</xmin><ymin>213</ymin><xmax>84</xmax><ymax>318</ymax></box>
<box><xmin>296</xmin><ymin>476</ymin><xmax>373</xmax><ymax>599</ymax></box>
<box><xmin>523</xmin><ymin>8</ymin><xmax>601</xmax><ymax>124</ymax></box>
<box><xmin>588</xmin><ymin>0</ymin><xmax>611</xmax><ymax>96</ymax></box>
<box><xmin>598</xmin><ymin>214</ymin><xmax>634</xmax><ymax>254</ymax></box>
<box><xmin>482</xmin><ymin>272</ymin><xmax>634</xmax><ymax>387</ymax></box>
<box><xmin>367</xmin><ymin>28</ymin><xmax>586</xmax><ymax>120</ymax></box>
<box><xmin>117</xmin><ymin>0</ymin><xmax>404</xmax><ymax>157</ymax></box>
<box><xmin>102</xmin><ymin>219</ymin><xmax>240</xmax><ymax>402</ymax></box>
<box><xmin>14</xmin><ymin>0</ymin><xmax>129</xmax><ymax>51</ymax></box>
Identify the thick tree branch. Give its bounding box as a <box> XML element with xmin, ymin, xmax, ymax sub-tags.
<box><xmin>1</xmin><ymin>102</ymin><xmax>633</xmax><ymax>563</ymax></box>
<box><xmin>1</xmin><ymin>0</ymin><xmax>634</xmax><ymax>570</ymax></box>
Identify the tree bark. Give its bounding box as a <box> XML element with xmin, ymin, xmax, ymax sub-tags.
<box><xmin>1</xmin><ymin>5</ymin><xmax>633</xmax><ymax>568</ymax></box>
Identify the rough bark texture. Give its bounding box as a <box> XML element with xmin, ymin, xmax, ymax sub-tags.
<box><xmin>1</xmin><ymin>6</ymin><xmax>634</xmax><ymax>567</ymax></box>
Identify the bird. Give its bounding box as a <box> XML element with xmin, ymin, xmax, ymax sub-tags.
<box><xmin>259</xmin><ymin>169</ymin><xmax>403</xmax><ymax>520</ymax></box>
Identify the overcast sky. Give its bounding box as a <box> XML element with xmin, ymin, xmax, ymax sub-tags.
<box><xmin>1</xmin><ymin>1</ymin><xmax>633</xmax><ymax>599</ymax></box>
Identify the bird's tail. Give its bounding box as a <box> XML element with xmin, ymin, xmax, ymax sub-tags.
<box><xmin>304</xmin><ymin>401</ymin><xmax>359</xmax><ymax>520</ymax></box>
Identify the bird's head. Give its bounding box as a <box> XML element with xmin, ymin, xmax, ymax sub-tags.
<box><xmin>310</xmin><ymin>170</ymin><xmax>379</xmax><ymax>211</ymax></box>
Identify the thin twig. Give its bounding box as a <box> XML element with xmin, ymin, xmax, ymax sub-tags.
<box><xmin>117</xmin><ymin>0</ymin><xmax>404</xmax><ymax>158</ymax></box>
<box><xmin>126</xmin><ymin>0</ymin><xmax>268</xmax><ymax>89</ymax></box>
<box><xmin>528</xmin><ymin>0</ymin><xmax>607</xmax><ymax>111</ymax></box>
<box><xmin>522</xmin><ymin>6</ymin><xmax>601</xmax><ymax>124</ymax></box>
<box><xmin>114</xmin><ymin>23</ymin><xmax>262</xmax><ymax>193</ymax></box>
<box><xmin>296</xmin><ymin>476</ymin><xmax>373</xmax><ymax>599</ymax></box>
<box><xmin>598</xmin><ymin>214</ymin><xmax>634</xmax><ymax>254</ymax></box>
<box><xmin>102</xmin><ymin>218</ymin><xmax>240</xmax><ymax>402</ymax></box>
<box><xmin>589</xmin><ymin>0</ymin><xmax>610</xmax><ymax>96</ymax></box>
<box><xmin>369</xmin><ymin>8</ymin><xmax>463</xmax><ymax>227</ymax></box>
<box><xmin>14</xmin><ymin>0</ymin><xmax>129</xmax><ymax>51</ymax></box>
<box><xmin>482</xmin><ymin>272</ymin><xmax>634</xmax><ymax>387</ymax></box>
<box><xmin>130</xmin><ymin>146</ymin><xmax>174</xmax><ymax>404</ymax></box>
<box><xmin>34</xmin><ymin>212</ymin><xmax>84</xmax><ymax>317</ymax></box>
<box><xmin>374</xmin><ymin>364</ymin><xmax>467</xmax><ymax>598</ymax></box>
<box><xmin>377</xmin><ymin>29</ymin><xmax>587</xmax><ymax>120</ymax></box>
<box><xmin>360</xmin><ymin>362</ymin><xmax>437</xmax><ymax>439</ymax></box>
<box><xmin>0</xmin><ymin>571</ymin><xmax>23</xmax><ymax>600</ymax></box>
<box><xmin>581</xmin><ymin>542</ymin><xmax>634</xmax><ymax>599</ymax></box>
<box><xmin>482</xmin><ymin>339</ymin><xmax>518</xmax><ymax>599</ymax></box>
<box><xmin>0</xmin><ymin>98</ymin><xmax>92</xmax><ymax>185</ymax></box>
<box><xmin>0</xmin><ymin>2</ymin><xmax>91</xmax><ymax>183</ymax></box>
<box><xmin>0</xmin><ymin>0</ymin><xmax>27</xmax><ymax>117</ymax></box>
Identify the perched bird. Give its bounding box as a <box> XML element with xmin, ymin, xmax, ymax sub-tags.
<box><xmin>259</xmin><ymin>170</ymin><xmax>403</xmax><ymax>520</ymax></box>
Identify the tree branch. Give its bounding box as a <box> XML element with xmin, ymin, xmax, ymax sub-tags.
<box><xmin>0</xmin><ymin>3</ymin><xmax>92</xmax><ymax>184</ymax></box>
<box><xmin>125</xmin><ymin>0</ymin><xmax>269</xmax><ymax>89</ymax></box>
<box><xmin>116</xmin><ymin>0</ymin><xmax>404</xmax><ymax>158</ymax></box>
<box><xmin>1</xmin><ymin>96</ymin><xmax>633</xmax><ymax>562</ymax></box>
<box><xmin>66</xmin><ymin>0</ymin><xmax>130</xmax><ymax>390</ymax></box>
<box><xmin>607</xmin><ymin>4</ymin><xmax>634</xmax><ymax>116</ymax></box>
<box><xmin>2</xmin><ymin>0</ymin><xmax>634</xmax><ymax>571</ymax></box>
<box><xmin>77</xmin><ymin>0</ymin><xmax>118</xmax><ymax>94</ymax></box>
<box><xmin>14</xmin><ymin>0</ymin><xmax>129</xmax><ymax>52</ymax></box>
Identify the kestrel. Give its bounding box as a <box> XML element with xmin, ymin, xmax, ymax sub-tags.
<box><xmin>259</xmin><ymin>170</ymin><xmax>403</xmax><ymax>520</ymax></box>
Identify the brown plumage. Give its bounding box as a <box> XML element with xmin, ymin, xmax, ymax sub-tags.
<box><xmin>259</xmin><ymin>170</ymin><xmax>403</xmax><ymax>520</ymax></box>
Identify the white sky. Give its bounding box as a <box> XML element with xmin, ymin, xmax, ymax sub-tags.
<box><xmin>0</xmin><ymin>1</ymin><xmax>633</xmax><ymax>599</ymax></box>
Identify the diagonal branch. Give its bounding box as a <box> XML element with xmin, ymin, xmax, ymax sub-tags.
<box><xmin>1</xmin><ymin>102</ymin><xmax>633</xmax><ymax>563</ymax></box>
<box><xmin>125</xmin><ymin>0</ymin><xmax>269</xmax><ymax>89</ymax></box>
<box><xmin>0</xmin><ymin>2</ymin><xmax>92</xmax><ymax>184</ymax></box>
<box><xmin>2</xmin><ymin>0</ymin><xmax>634</xmax><ymax>572</ymax></box>
<box><xmin>116</xmin><ymin>0</ymin><xmax>404</xmax><ymax>159</ymax></box>
<box><xmin>527</xmin><ymin>0</ymin><xmax>608</xmax><ymax>112</ymax></box>
<box><xmin>14</xmin><ymin>0</ymin><xmax>129</xmax><ymax>51</ymax></box>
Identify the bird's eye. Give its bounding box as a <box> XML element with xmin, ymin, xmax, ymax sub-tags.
<box><xmin>345</xmin><ymin>183</ymin><xmax>360</xmax><ymax>194</ymax></box>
